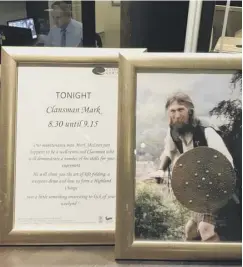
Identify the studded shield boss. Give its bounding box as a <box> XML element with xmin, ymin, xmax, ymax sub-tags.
<box><xmin>171</xmin><ymin>147</ymin><xmax>236</xmax><ymax>213</ymax></box>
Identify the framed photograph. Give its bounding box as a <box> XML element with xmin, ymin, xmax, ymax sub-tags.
<box><xmin>0</xmin><ymin>46</ymin><xmax>146</xmax><ymax>245</ymax></box>
<box><xmin>115</xmin><ymin>52</ymin><xmax>242</xmax><ymax>260</ymax></box>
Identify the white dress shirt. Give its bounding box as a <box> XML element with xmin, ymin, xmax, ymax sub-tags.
<box><xmin>160</xmin><ymin>127</ymin><xmax>234</xmax><ymax>170</ymax></box>
<box><xmin>45</xmin><ymin>19</ymin><xmax>83</xmax><ymax>47</ymax></box>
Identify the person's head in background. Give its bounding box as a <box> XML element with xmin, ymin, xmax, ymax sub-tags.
<box><xmin>51</xmin><ymin>1</ymin><xmax>72</xmax><ymax>28</ymax></box>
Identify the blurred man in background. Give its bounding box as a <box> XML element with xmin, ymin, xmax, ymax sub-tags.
<box><xmin>45</xmin><ymin>1</ymin><xmax>83</xmax><ymax>47</ymax></box>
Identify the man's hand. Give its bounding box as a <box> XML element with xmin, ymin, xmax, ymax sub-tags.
<box><xmin>149</xmin><ymin>170</ymin><xmax>164</xmax><ymax>178</ymax></box>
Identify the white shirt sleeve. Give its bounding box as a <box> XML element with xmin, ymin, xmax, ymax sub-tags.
<box><xmin>159</xmin><ymin>129</ymin><xmax>174</xmax><ymax>169</ymax></box>
<box><xmin>204</xmin><ymin>127</ymin><xmax>234</xmax><ymax>167</ymax></box>
<box><xmin>44</xmin><ymin>30</ymin><xmax>52</xmax><ymax>46</ymax></box>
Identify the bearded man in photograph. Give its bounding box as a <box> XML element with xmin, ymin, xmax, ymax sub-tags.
<box><xmin>150</xmin><ymin>92</ymin><xmax>237</xmax><ymax>242</ymax></box>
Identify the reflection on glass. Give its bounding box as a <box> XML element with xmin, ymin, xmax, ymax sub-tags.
<box><xmin>0</xmin><ymin>0</ymin><xmax>84</xmax><ymax>51</ymax></box>
<box><xmin>211</xmin><ymin>4</ymin><xmax>242</xmax><ymax>52</ymax></box>
<box><xmin>135</xmin><ymin>70</ymin><xmax>242</xmax><ymax>243</ymax></box>
<box><xmin>0</xmin><ymin>0</ymin><xmax>122</xmax><ymax>54</ymax></box>
<box><xmin>45</xmin><ymin>1</ymin><xmax>83</xmax><ymax>47</ymax></box>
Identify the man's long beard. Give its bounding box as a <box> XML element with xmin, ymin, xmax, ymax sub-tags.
<box><xmin>170</xmin><ymin>122</ymin><xmax>193</xmax><ymax>141</ymax></box>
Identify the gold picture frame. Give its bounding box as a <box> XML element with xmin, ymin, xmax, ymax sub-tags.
<box><xmin>0</xmin><ymin>46</ymin><xmax>146</xmax><ymax>245</ymax></box>
<box><xmin>115</xmin><ymin>52</ymin><xmax>242</xmax><ymax>260</ymax></box>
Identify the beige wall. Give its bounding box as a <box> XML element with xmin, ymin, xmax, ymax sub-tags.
<box><xmin>95</xmin><ymin>1</ymin><xmax>120</xmax><ymax>48</ymax></box>
<box><xmin>72</xmin><ymin>1</ymin><xmax>82</xmax><ymax>22</ymax></box>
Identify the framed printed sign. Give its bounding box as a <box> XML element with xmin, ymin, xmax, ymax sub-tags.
<box><xmin>0</xmin><ymin>46</ymin><xmax>146</xmax><ymax>245</ymax></box>
<box><xmin>115</xmin><ymin>52</ymin><xmax>242</xmax><ymax>260</ymax></box>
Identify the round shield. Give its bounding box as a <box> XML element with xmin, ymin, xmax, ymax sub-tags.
<box><xmin>171</xmin><ymin>147</ymin><xmax>236</xmax><ymax>213</ymax></box>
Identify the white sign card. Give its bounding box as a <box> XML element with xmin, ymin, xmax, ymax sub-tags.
<box><xmin>14</xmin><ymin>64</ymin><xmax>118</xmax><ymax>230</ymax></box>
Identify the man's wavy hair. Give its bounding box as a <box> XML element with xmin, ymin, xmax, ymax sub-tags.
<box><xmin>165</xmin><ymin>92</ymin><xmax>200</xmax><ymax>127</ymax></box>
<box><xmin>51</xmin><ymin>1</ymin><xmax>72</xmax><ymax>17</ymax></box>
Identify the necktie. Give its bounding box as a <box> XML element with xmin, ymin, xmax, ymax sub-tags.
<box><xmin>61</xmin><ymin>28</ymin><xmax>67</xmax><ymax>47</ymax></box>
